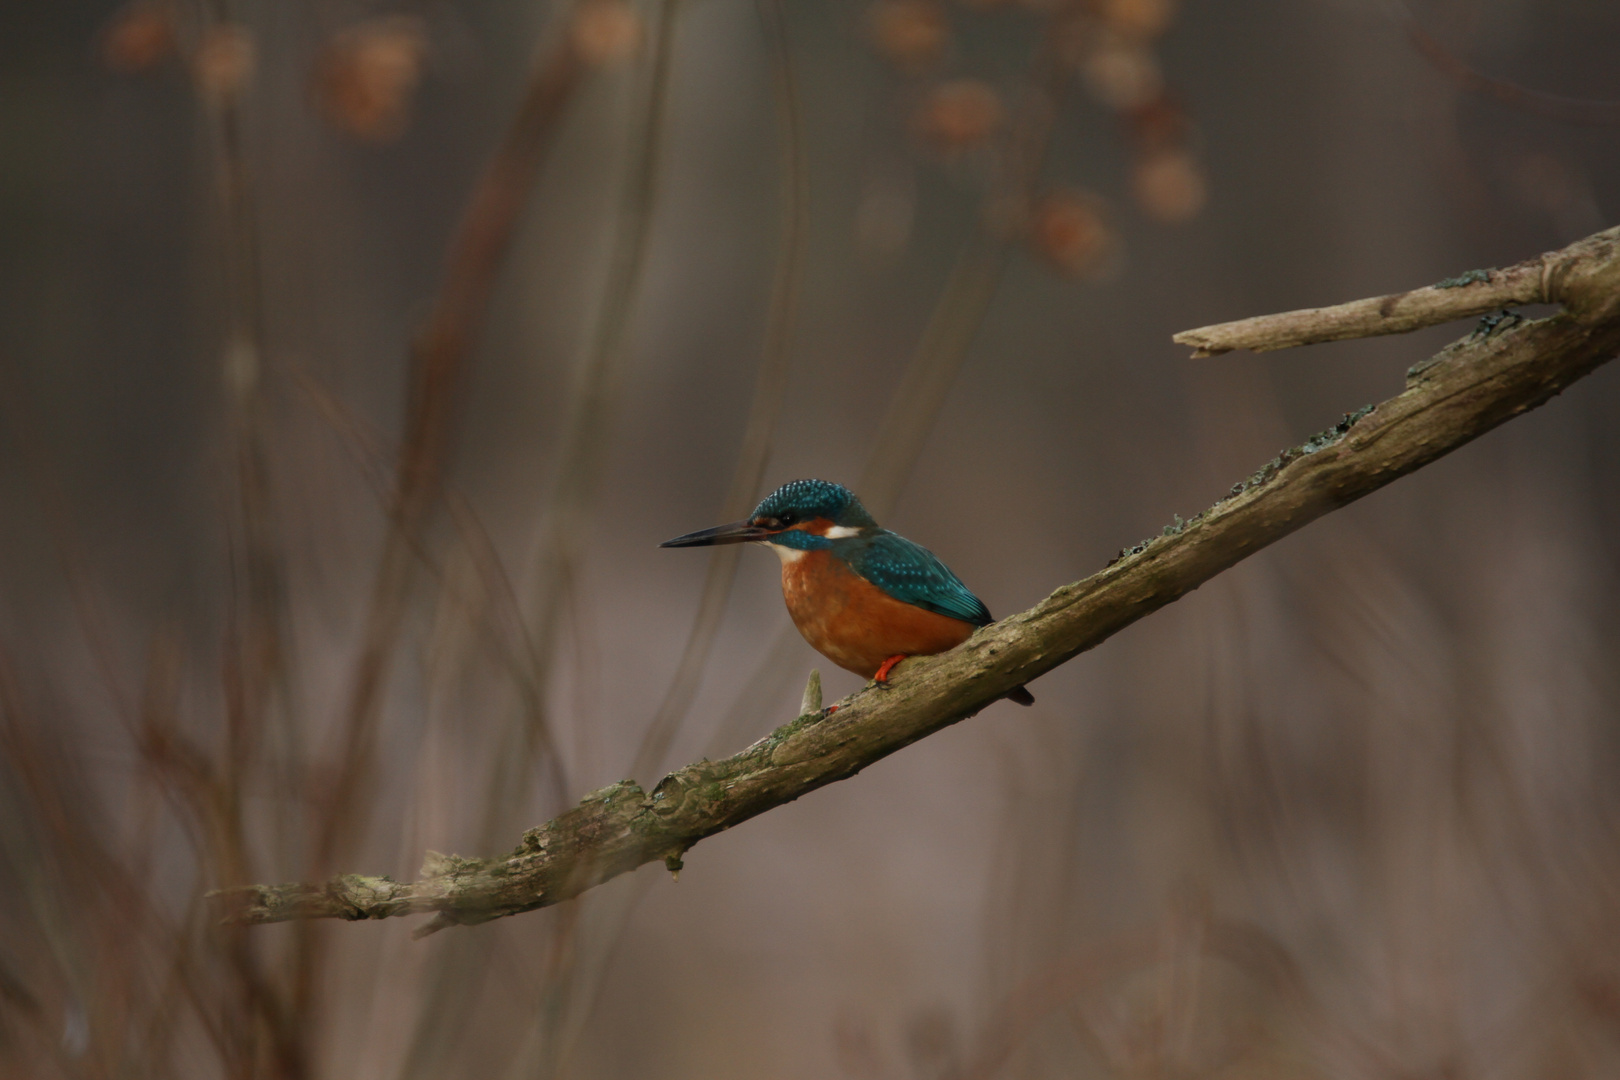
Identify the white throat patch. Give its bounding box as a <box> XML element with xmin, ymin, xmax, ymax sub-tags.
<box><xmin>757</xmin><ymin>540</ymin><xmax>808</xmax><ymax>564</ymax></box>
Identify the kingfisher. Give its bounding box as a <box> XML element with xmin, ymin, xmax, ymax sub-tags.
<box><xmin>661</xmin><ymin>479</ymin><xmax>1033</xmax><ymax>706</ymax></box>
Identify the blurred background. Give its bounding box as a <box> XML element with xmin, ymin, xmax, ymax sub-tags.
<box><xmin>2</xmin><ymin>0</ymin><xmax>1620</xmax><ymax>1075</ymax></box>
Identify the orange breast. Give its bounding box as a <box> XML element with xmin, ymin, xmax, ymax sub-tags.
<box><xmin>779</xmin><ymin>551</ymin><xmax>977</xmax><ymax>678</ymax></box>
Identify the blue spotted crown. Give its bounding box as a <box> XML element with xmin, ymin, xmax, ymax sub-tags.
<box><xmin>751</xmin><ymin>480</ymin><xmax>878</xmax><ymax>529</ymax></box>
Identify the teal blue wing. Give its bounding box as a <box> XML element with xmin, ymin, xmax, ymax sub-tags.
<box><xmin>839</xmin><ymin>531</ymin><xmax>993</xmax><ymax>626</ymax></box>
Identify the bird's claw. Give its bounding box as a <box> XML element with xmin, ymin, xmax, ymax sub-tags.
<box><xmin>871</xmin><ymin>654</ymin><xmax>907</xmax><ymax>687</ymax></box>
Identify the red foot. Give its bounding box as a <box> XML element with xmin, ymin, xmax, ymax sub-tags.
<box><xmin>825</xmin><ymin>704</ymin><xmax>840</xmax><ymax>715</ymax></box>
<box><xmin>872</xmin><ymin>654</ymin><xmax>908</xmax><ymax>685</ymax></box>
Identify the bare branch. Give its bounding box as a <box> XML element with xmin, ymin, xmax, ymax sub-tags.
<box><xmin>1172</xmin><ymin>228</ymin><xmax>1618</xmax><ymax>356</ymax></box>
<box><xmin>1403</xmin><ymin>18</ymin><xmax>1620</xmax><ymax>127</ymax></box>
<box><xmin>215</xmin><ymin>227</ymin><xmax>1620</xmax><ymax>932</ymax></box>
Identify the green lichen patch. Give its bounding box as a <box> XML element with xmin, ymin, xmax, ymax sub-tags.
<box><xmin>1108</xmin><ymin>406</ymin><xmax>1373</xmax><ymax>567</ymax></box>
<box><xmin>420</xmin><ymin>850</ymin><xmax>488</xmax><ymax>879</ymax></box>
<box><xmin>1434</xmin><ymin>268</ymin><xmax>1492</xmax><ymax>289</ymax></box>
<box><xmin>331</xmin><ymin>874</ymin><xmax>413</xmax><ymax>920</ymax></box>
<box><xmin>1226</xmin><ymin>405</ymin><xmax>1373</xmax><ymax>498</ymax></box>
<box><xmin>578</xmin><ymin>780</ymin><xmax>643</xmax><ymax>806</ymax></box>
<box><xmin>1469</xmin><ymin>308</ymin><xmax>1524</xmax><ymax>340</ymax></box>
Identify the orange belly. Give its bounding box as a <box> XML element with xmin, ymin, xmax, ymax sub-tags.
<box><xmin>779</xmin><ymin>550</ymin><xmax>977</xmax><ymax>678</ymax></box>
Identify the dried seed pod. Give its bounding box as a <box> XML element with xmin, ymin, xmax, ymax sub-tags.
<box><xmin>914</xmin><ymin>79</ymin><xmax>1004</xmax><ymax>153</ymax></box>
<box><xmin>1030</xmin><ymin>190</ymin><xmax>1116</xmax><ymax>277</ymax></box>
<box><xmin>194</xmin><ymin>23</ymin><xmax>255</xmax><ymax>104</ymax></box>
<box><xmin>100</xmin><ymin>0</ymin><xmax>177</xmax><ymax>73</ymax></box>
<box><xmin>315</xmin><ymin>16</ymin><xmax>429</xmax><ymax>142</ymax></box>
<box><xmin>1132</xmin><ymin>147</ymin><xmax>1205</xmax><ymax>221</ymax></box>
<box><xmin>571</xmin><ymin>0</ymin><xmax>643</xmax><ymax>66</ymax></box>
<box><xmin>866</xmin><ymin>0</ymin><xmax>949</xmax><ymax>73</ymax></box>
<box><xmin>1095</xmin><ymin>0</ymin><xmax>1176</xmax><ymax>40</ymax></box>
<box><xmin>1078</xmin><ymin>36</ymin><xmax>1162</xmax><ymax>110</ymax></box>
<box><xmin>1123</xmin><ymin>94</ymin><xmax>1188</xmax><ymax>153</ymax></box>
<box><xmin>1050</xmin><ymin>12</ymin><xmax>1096</xmax><ymax>69</ymax></box>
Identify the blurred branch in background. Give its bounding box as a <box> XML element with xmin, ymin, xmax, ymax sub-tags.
<box><xmin>315</xmin><ymin>0</ymin><xmax>599</xmax><ymax>874</ymax></box>
<box><xmin>20</xmin><ymin>0</ymin><xmax>1620</xmax><ymax>1073</ymax></box>
<box><xmin>218</xmin><ymin>225</ymin><xmax>1620</xmax><ymax>931</ymax></box>
<box><xmin>71</xmin><ymin>1</ymin><xmax>644</xmax><ymax>1075</ymax></box>
<box><xmin>1397</xmin><ymin>6</ymin><xmax>1620</xmax><ymax>127</ymax></box>
<box><xmin>505</xmin><ymin>0</ymin><xmax>812</xmax><ymax>1069</ymax></box>
<box><xmin>284</xmin><ymin>11</ymin><xmax>615</xmax><ymax>1078</ymax></box>
<box><xmin>628</xmin><ymin>0</ymin><xmax>807</xmax><ymax>785</ymax></box>
<box><xmin>191</xmin><ymin>4</ymin><xmax>312</xmax><ymax>1072</ymax></box>
<box><xmin>401</xmin><ymin>3</ymin><xmax>682</xmax><ymax>1076</ymax></box>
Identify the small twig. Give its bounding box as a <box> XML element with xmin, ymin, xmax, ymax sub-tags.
<box><xmin>1404</xmin><ymin>18</ymin><xmax>1620</xmax><ymax>127</ymax></box>
<box><xmin>216</xmin><ymin>226</ymin><xmax>1620</xmax><ymax>931</ymax></box>
<box><xmin>799</xmin><ymin>669</ymin><xmax>822</xmax><ymax>716</ymax></box>
<box><xmin>1173</xmin><ymin>228</ymin><xmax>1617</xmax><ymax>356</ymax></box>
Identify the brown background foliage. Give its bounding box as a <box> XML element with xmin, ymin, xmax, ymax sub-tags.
<box><xmin>1</xmin><ymin>0</ymin><xmax>1619</xmax><ymax>1076</ymax></box>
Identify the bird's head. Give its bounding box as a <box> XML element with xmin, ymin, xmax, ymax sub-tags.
<box><xmin>659</xmin><ymin>479</ymin><xmax>878</xmax><ymax>550</ymax></box>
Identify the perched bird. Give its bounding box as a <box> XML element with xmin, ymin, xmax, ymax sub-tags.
<box><xmin>661</xmin><ymin>479</ymin><xmax>1033</xmax><ymax>705</ymax></box>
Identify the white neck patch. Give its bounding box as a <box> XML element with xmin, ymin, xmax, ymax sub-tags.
<box><xmin>824</xmin><ymin>525</ymin><xmax>865</xmax><ymax>539</ymax></box>
<box><xmin>757</xmin><ymin>540</ymin><xmax>808</xmax><ymax>564</ymax></box>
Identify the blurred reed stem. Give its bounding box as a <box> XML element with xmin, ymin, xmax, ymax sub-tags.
<box><xmin>397</xmin><ymin>2</ymin><xmax>685</xmax><ymax>1076</ymax></box>
<box><xmin>272</xmin><ymin>8</ymin><xmax>600</xmax><ymax>1076</ymax></box>
<box><xmin>517</xmin><ymin>0</ymin><xmax>679</xmax><ymax>685</ymax></box>
<box><xmin>315</xmin><ymin>0</ymin><xmax>592</xmax><ymax>878</ymax></box>
<box><xmin>519</xmin><ymin>1</ymin><xmax>813</xmax><ymax>1074</ymax></box>
<box><xmin>495</xmin><ymin>1</ymin><xmax>688</xmax><ymax>1074</ymax></box>
<box><xmin>628</xmin><ymin>0</ymin><xmax>809</xmax><ymax>784</ymax></box>
<box><xmin>195</xmin><ymin>3</ymin><xmax>315</xmax><ymax>1065</ymax></box>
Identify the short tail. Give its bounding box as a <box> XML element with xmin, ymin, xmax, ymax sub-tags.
<box><xmin>1007</xmin><ymin>685</ymin><xmax>1035</xmax><ymax>706</ymax></box>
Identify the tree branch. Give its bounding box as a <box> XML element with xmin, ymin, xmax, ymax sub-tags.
<box><xmin>1172</xmin><ymin>228</ymin><xmax>1618</xmax><ymax>356</ymax></box>
<box><xmin>214</xmin><ymin>226</ymin><xmax>1620</xmax><ymax>932</ymax></box>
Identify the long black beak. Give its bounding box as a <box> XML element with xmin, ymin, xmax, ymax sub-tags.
<box><xmin>659</xmin><ymin>520</ymin><xmax>770</xmax><ymax>548</ymax></box>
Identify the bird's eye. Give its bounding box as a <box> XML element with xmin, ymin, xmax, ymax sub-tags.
<box><xmin>778</xmin><ymin>513</ymin><xmax>796</xmax><ymax>526</ymax></box>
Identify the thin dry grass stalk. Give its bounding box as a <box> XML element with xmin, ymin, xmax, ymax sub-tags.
<box><xmin>218</xmin><ymin>226</ymin><xmax>1620</xmax><ymax>931</ymax></box>
<box><xmin>315</xmin><ymin>1</ymin><xmax>595</xmax><ymax>874</ymax></box>
<box><xmin>519</xmin><ymin>0</ymin><xmax>681</xmax><ymax>769</ymax></box>
<box><xmin>387</xmin><ymin>3</ymin><xmax>684</xmax><ymax>1070</ymax></box>
<box><xmin>1400</xmin><ymin>12</ymin><xmax>1620</xmax><ymax>127</ymax></box>
<box><xmin>629</xmin><ymin>0</ymin><xmax>808</xmax><ymax>781</ymax></box>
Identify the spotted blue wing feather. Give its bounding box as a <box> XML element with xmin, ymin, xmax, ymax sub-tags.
<box><xmin>837</xmin><ymin>530</ymin><xmax>993</xmax><ymax>627</ymax></box>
